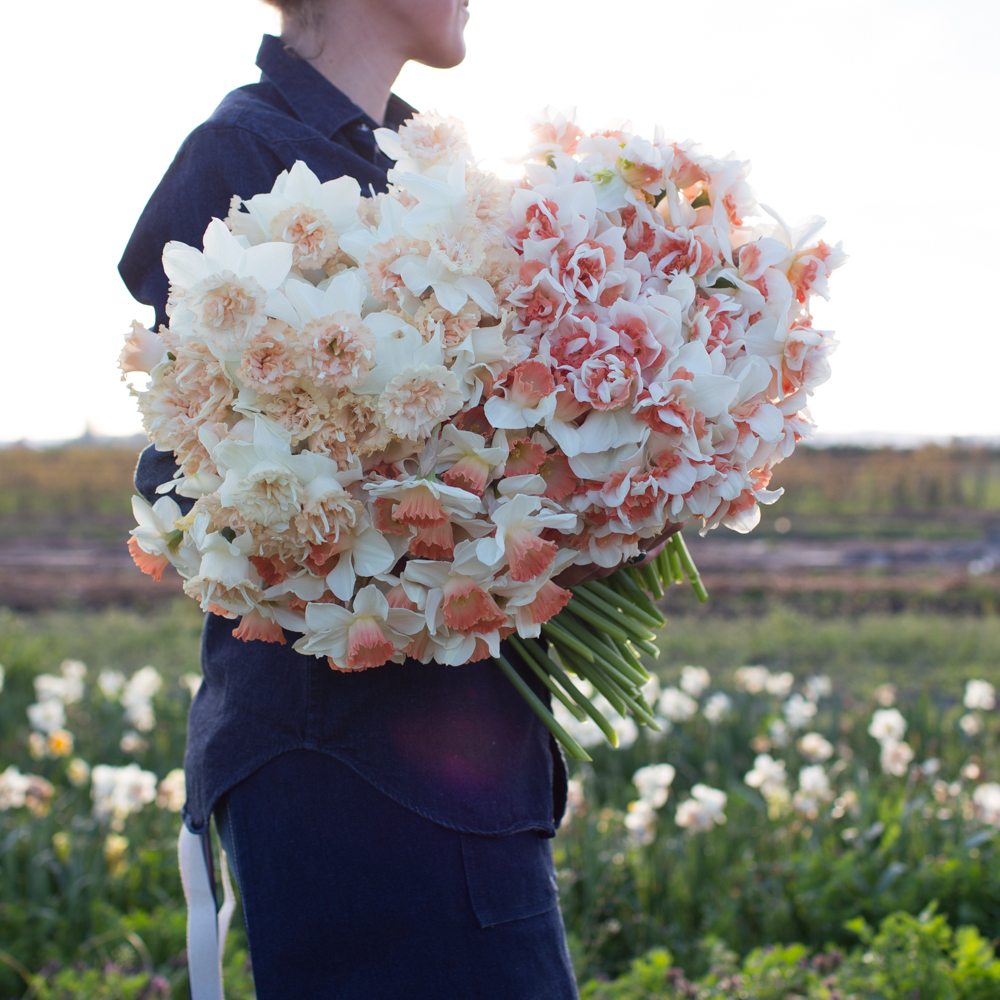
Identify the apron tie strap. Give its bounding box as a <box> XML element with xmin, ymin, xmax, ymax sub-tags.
<box><xmin>178</xmin><ymin>823</ymin><xmax>234</xmax><ymax>999</ymax></box>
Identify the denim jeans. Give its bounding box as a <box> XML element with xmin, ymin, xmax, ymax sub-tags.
<box><xmin>215</xmin><ymin>750</ymin><xmax>579</xmax><ymax>999</ymax></box>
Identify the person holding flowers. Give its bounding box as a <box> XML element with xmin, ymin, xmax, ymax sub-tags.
<box><xmin>120</xmin><ymin>1</ymin><xmax>583</xmax><ymax>996</ymax></box>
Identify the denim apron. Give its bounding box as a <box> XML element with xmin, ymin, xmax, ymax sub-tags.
<box><xmin>122</xmin><ymin>33</ymin><xmax>573</xmax><ymax>999</ymax></box>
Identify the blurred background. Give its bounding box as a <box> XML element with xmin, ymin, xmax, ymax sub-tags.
<box><xmin>2</xmin><ymin>2</ymin><xmax>999</xmax><ymax>997</ymax></box>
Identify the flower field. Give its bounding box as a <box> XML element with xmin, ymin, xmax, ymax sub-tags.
<box><xmin>1</xmin><ymin>601</ymin><xmax>999</xmax><ymax>998</ymax></box>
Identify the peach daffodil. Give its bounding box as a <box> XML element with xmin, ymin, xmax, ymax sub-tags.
<box><xmin>293</xmin><ymin>584</ymin><xmax>424</xmax><ymax>670</ymax></box>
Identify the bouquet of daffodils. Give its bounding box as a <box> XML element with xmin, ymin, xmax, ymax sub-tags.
<box><xmin>123</xmin><ymin>111</ymin><xmax>842</xmax><ymax>760</ymax></box>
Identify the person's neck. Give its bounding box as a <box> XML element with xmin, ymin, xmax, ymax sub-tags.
<box><xmin>281</xmin><ymin>12</ymin><xmax>407</xmax><ymax>125</ymax></box>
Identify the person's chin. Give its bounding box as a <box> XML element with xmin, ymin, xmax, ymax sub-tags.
<box><xmin>420</xmin><ymin>40</ymin><xmax>467</xmax><ymax>69</ymax></box>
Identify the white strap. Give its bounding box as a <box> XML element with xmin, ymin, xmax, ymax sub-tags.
<box><xmin>178</xmin><ymin>824</ymin><xmax>232</xmax><ymax>1000</ymax></box>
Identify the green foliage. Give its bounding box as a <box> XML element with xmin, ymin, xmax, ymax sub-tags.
<box><xmin>2</xmin><ymin>604</ymin><xmax>1000</xmax><ymax>996</ymax></box>
<box><xmin>579</xmin><ymin>909</ymin><xmax>1000</xmax><ymax>999</ymax></box>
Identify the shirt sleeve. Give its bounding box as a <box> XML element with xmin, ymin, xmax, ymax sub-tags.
<box><xmin>120</xmin><ymin>123</ymin><xmax>289</xmax><ymax>504</ymax></box>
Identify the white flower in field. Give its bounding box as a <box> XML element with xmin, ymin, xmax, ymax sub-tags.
<box><xmin>798</xmin><ymin>732</ymin><xmax>834</xmax><ymax>763</ymax></box>
<box><xmin>27</xmin><ymin>732</ymin><xmax>46</xmax><ymax>760</ymax></box>
<box><xmin>157</xmin><ymin>769</ymin><xmax>186</xmax><ymax>812</ymax></box>
<box><xmin>123</xmin><ymin>666</ymin><xmax>162</xmax><ymax>703</ymax></box>
<box><xmin>34</xmin><ymin>674</ymin><xmax>71</xmax><ymax>705</ymax></box>
<box><xmin>733</xmin><ymin>665</ymin><xmax>770</xmax><ymax>694</ymax></box>
<box><xmin>67</xmin><ymin>758</ymin><xmax>91</xmax><ymax>788</ymax></box>
<box><xmin>625</xmin><ymin>798</ymin><xmax>658</xmax><ymax>846</ymax></box>
<box><xmin>180</xmin><ymin>673</ymin><xmax>202</xmax><ymax>698</ymax></box>
<box><xmin>964</xmin><ymin>680</ymin><xmax>996</xmax><ymax>712</ymax></box>
<box><xmin>793</xmin><ymin>765</ymin><xmax>834</xmax><ymax>819</ymax></box>
<box><xmin>798</xmin><ymin>765</ymin><xmax>833</xmax><ymax>800</ymax></box>
<box><xmin>98</xmin><ymin>670</ymin><xmax>126</xmax><ymax>700</ymax></box>
<box><xmin>745</xmin><ymin>753</ymin><xmax>787</xmax><ymax>796</ymax></box>
<box><xmin>91</xmin><ymin>763</ymin><xmax>158</xmax><ymax>825</ymax></box>
<box><xmin>782</xmin><ymin>692</ymin><xmax>816</xmax><ymax>730</ymax></box>
<box><xmin>27</xmin><ymin>699</ymin><xmax>65</xmax><ymax>734</ymax></box>
<box><xmin>703</xmin><ymin>692</ymin><xmax>732</xmax><ymax>724</ymax></box>
<box><xmin>962</xmin><ymin>760</ymin><xmax>981</xmax><ymax>781</ymax></box>
<box><xmin>0</xmin><ymin>662</ymin><xmax>5</xmax><ymax>694</ymax></box>
<box><xmin>0</xmin><ymin>766</ymin><xmax>30</xmax><ymax>810</ymax></box>
<box><xmin>764</xmin><ymin>671</ymin><xmax>794</xmax><ymax>698</ymax></box>
<box><xmin>874</xmin><ymin>683</ymin><xmax>897</xmax><ymax>707</ymax></box>
<box><xmin>768</xmin><ymin>718</ymin><xmax>790</xmax><ymax>748</ymax></box>
<box><xmin>60</xmin><ymin>658</ymin><xmax>87</xmax><ymax>687</ymax></box>
<box><xmin>120</xmin><ymin>730</ymin><xmax>149</xmax><ymax>754</ymax></box>
<box><xmin>121</xmin><ymin>666</ymin><xmax>162</xmax><ymax>733</ymax></box>
<box><xmin>972</xmin><ymin>783</ymin><xmax>1000</xmax><ymax>827</ymax></box>
<box><xmin>658</xmin><ymin>686</ymin><xmax>698</xmax><ymax>723</ymax></box>
<box><xmin>803</xmin><ymin>674</ymin><xmax>832</xmax><ymax>702</ymax></box>
<box><xmin>679</xmin><ymin>665</ymin><xmax>711</xmax><ymax>698</ymax></box>
<box><xmin>959</xmin><ymin>713</ymin><xmax>983</xmax><ymax>737</ymax></box>
<box><xmin>879</xmin><ymin>739</ymin><xmax>914</xmax><ymax>777</ymax></box>
<box><xmin>675</xmin><ymin>784</ymin><xmax>727</xmax><ymax>833</ymax></box>
<box><xmin>632</xmin><ymin>763</ymin><xmax>676</xmax><ymax>808</ymax></box>
<box><xmin>868</xmin><ymin>708</ymin><xmax>907</xmax><ymax>744</ymax></box>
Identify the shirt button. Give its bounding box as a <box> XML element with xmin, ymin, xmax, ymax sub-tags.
<box><xmin>356</xmin><ymin>122</ymin><xmax>370</xmax><ymax>133</ymax></box>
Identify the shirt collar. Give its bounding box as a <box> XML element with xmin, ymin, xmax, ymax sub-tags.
<box><xmin>256</xmin><ymin>34</ymin><xmax>415</xmax><ymax>137</ymax></box>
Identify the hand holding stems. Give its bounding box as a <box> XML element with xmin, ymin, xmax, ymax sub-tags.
<box><xmin>552</xmin><ymin>521</ymin><xmax>684</xmax><ymax>589</ymax></box>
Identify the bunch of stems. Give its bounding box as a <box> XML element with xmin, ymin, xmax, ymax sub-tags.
<box><xmin>495</xmin><ymin>531</ymin><xmax>708</xmax><ymax>761</ymax></box>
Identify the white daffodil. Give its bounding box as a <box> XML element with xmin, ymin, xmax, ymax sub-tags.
<box><xmin>280</xmin><ymin>267</ymin><xmax>368</xmax><ymax>326</ymax></box>
<box><xmin>632</xmin><ymin>763</ymin><xmax>676</xmax><ymax>809</ymax></box>
<box><xmin>491</xmin><ymin>548</ymin><xmax>576</xmax><ymax>638</ymax></box>
<box><xmin>232</xmin><ymin>160</ymin><xmax>364</xmax><ymax>271</ymax></box>
<box><xmin>119</xmin><ymin>321</ymin><xmax>168</xmax><ymax>376</ymax></box>
<box><xmin>163</xmin><ymin>218</ymin><xmax>293</xmax><ymax>347</ymax></box>
<box><xmin>293</xmin><ymin>584</ymin><xmax>423</xmax><ymax>670</ymax></box>
<box><xmin>128</xmin><ymin>494</ymin><xmax>199</xmax><ymax>581</ymax></box>
<box><xmin>744</xmin><ymin>754</ymin><xmax>787</xmax><ymax>795</ymax></box>
<box><xmin>476</xmin><ymin>494</ymin><xmax>577</xmax><ymax>581</ymax></box>
<box><xmin>675</xmin><ymin>784</ymin><xmax>727</xmax><ymax>833</ymax></box>
<box><xmin>437</xmin><ymin>425</ymin><xmax>509</xmax><ymax>497</ymax></box>
<box><xmin>868</xmin><ymin>708</ymin><xmax>907</xmax><ymax>745</ymax></box>
<box><xmin>399</xmin><ymin>541</ymin><xmax>508</xmax><ymax>663</ymax></box>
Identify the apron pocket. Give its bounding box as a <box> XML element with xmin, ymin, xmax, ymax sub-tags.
<box><xmin>460</xmin><ymin>829</ymin><xmax>559</xmax><ymax>928</ymax></box>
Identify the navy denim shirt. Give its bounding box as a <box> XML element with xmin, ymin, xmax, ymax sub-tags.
<box><xmin>120</xmin><ymin>34</ymin><xmax>567</xmax><ymax>837</ymax></box>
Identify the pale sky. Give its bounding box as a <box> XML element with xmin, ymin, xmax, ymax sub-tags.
<box><xmin>4</xmin><ymin>0</ymin><xmax>997</xmax><ymax>443</ymax></box>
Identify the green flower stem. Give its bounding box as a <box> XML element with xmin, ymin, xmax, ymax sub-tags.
<box><xmin>590</xmin><ymin>629</ymin><xmax>650</xmax><ymax>688</ymax></box>
<box><xmin>644</xmin><ymin>560</ymin><xmax>666</xmax><ymax>599</ymax></box>
<box><xmin>609</xmin><ymin>570</ymin><xmax>666</xmax><ymax>624</ymax></box>
<box><xmin>574</xmin><ymin>583</ymin><xmax>660</xmax><ymax>636</ymax></box>
<box><xmin>667</xmin><ymin>542</ymin><xmax>684</xmax><ymax>588</ymax></box>
<box><xmin>618</xmin><ymin>639</ymin><xmax>646</xmax><ymax>673</ymax></box>
<box><xmin>510</xmin><ymin>636</ymin><xmax>618</xmax><ymax>747</ymax></box>
<box><xmin>632</xmin><ymin>637</ymin><xmax>661</xmax><ymax>659</ymax></box>
<box><xmin>507</xmin><ymin>636</ymin><xmax>586</xmax><ymax>721</ymax></box>
<box><xmin>670</xmin><ymin>533</ymin><xmax>709</xmax><ymax>602</ymax></box>
<box><xmin>586</xmin><ymin>579</ymin><xmax>665</xmax><ymax>631</ymax></box>
<box><xmin>570</xmin><ymin>590</ymin><xmax>656</xmax><ymax>645</ymax></box>
<box><xmin>494</xmin><ymin>655</ymin><xmax>592</xmax><ymax>762</ymax></box>
<box><xmin>541</xmin><ymin>620</ymin><xmax>599</xmax><ymax>663</ymax></box>
<box><xmin>563</xmin><ymin>596</ymin><xmax>635</xmax><ymax>645</ymax></box>
<box><xmin>654</xmin><ymin>547</ymin><xmax>674</xmax><ymax>587</ymax></box>
<box><xmin>575</xmin><ymin>656</ymin><xmax>658</xmax><ymax>728</ymax></box>
<box><xmin>558</xmin><ymin>613</ymin><xmax>643</xmax><ymax>691</ymax></box>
